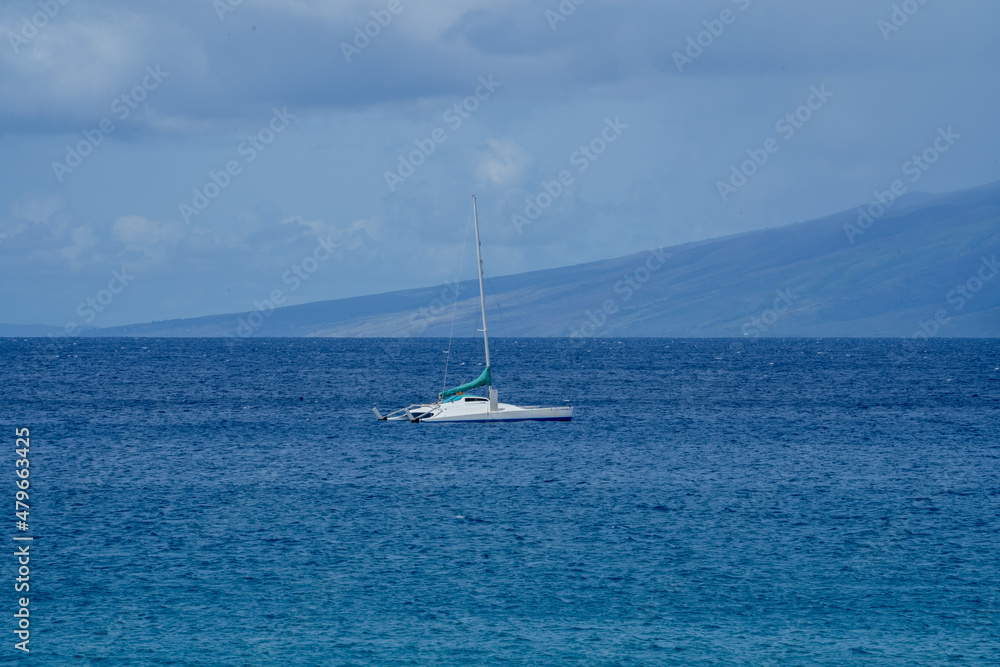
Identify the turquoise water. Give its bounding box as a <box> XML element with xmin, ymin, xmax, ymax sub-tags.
<box><xmin>2</xmin><ymin>337</ymin><xmax>998</xmax><ymax>664</ymax></box>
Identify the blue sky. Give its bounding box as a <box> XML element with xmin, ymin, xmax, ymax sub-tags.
<box><xmin>1</xmin><ymin>0</ymin><xmax>998</xmax><ymax>327</ymax></box>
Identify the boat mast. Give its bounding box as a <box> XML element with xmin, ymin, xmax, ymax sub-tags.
<box><xmin>472</xmin><ymin>195</ymin><xmax>491</xmax><ymax>370</ymax></box>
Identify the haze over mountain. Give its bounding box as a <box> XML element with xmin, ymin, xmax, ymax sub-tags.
<box><xmin>5</xmin><ymin>180</ymin><xmax>999</xmax><ymax>339</ymax></box>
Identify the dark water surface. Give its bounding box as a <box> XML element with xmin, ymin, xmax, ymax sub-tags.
<box><xmin>1</xmin><ymin>337</ymin><xmax>998</xmax><ymax>665</ymax></box>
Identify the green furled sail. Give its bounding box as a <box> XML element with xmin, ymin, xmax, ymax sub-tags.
<box><xmin>439</xmin><ymin>367</ymin><xmax>491</xmax><ymax>400</ymax></box>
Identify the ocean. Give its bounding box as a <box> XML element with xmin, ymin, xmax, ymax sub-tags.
<box><xmin>1</xmin><ymin>337</ymin><xmax>997</xmax><ymax>664</ymax></box>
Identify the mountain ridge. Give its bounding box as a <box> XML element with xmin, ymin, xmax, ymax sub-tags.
<box><xmin>4</xmin><ymin>180</ymin><xmax>998</xmax><ymax>338</ymax></box>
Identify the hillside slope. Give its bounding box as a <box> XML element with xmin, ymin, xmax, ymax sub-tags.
<box><xmin>8</xmin><ymin>180</ymin><xmax>998</xmax><ymax>338</ymax></box>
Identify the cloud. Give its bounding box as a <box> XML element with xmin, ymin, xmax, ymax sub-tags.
<box><xmin>1</xmin><ymin>0</ymin><xmax>996</xmax><ymax>140</ymax></box>
<box><xmin>0</xmin><ymin>0</ymin><xmax>656</xmax><ymax>133</ymax></box>
<box><xmin>11</xmin><ymin>193</ymin><xmax>62</xmax><ymax>224</ymax></box>
<box><xmin>278</xmin><ymin>215</ymin><xmax>379</xmax><ymax>250</ymax></box>
<box><xmin>476</xmin><ymin>138</ymin><xmax>531</xmax><ymax>185</ymax></box>
<box><xmin>0</xmin><ymin>9</ymin><xmax>149</xmax><ymax>120</ymax></box>
<box><xmin>58</xmin><ymin>224</ymin><xmax>99</xmax><ymax>267</ymax></box>
<box><xmin>112</xmin><ymin>215</ymin><xmax>185</xmax><ymax>266</ymax></box>
<box><xmin>0</xmin><ymin>3</ymin><xmax>205</xmax><ymax>133</ymax></box>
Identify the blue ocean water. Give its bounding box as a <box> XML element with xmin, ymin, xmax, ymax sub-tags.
<box><xmin>1</xmin><ymin>337</ymin><xmax>998</xmax><ymax>665</ymax></box>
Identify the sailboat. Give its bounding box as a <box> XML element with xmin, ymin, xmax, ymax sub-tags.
<box><xmin>373</xmin><ymin>196</ymin><xmax>573</xmax><ymax>423</ymax></box>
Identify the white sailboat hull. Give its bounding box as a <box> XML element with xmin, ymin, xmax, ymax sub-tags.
<box><xmin>375</xmin><ymin>397</ymin><xmax>572</xmax><ymax>423</ymax></box>
<box><xmin>424</xmin><ymin>402</ymin><xmax>572</xmax><ymax>422</ymax></box>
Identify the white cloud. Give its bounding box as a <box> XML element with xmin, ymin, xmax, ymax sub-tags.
<box><xmin>475</xmin><ymin>138</ymin><xmax>531</xmax><ymax>185</ymax></box>
<box><xmin>11</xmin><ymin>193</ymin><xmax>62</xmax><ymax>224</ymax></box>
<box><xmin>112</xmin><ymin>215</ymin><xmax>184</xmax><ymax>266</ymax></box>
<box><xmin>59</xmin><ymin>224</ymin><xmax>99</xmax><ymax>266</ymax></box>
<box><xmin>250</xmin><ymin>0</ymin><xmax>525</xmax><ymax>40</ymax></box>
<box><xmin>279</xmin><ymin>215</ymin><xmax>379</xmax><ymax>249</ymax></box>
<box><xmin>113</xmin><ymin>214</ymin><xmax>182</xmax><ymax>246</ymax></box>
<box><xmin>0</xmin><ymin>14</ymin><xmax>145</xmax><ymax>117</ymax></box>
<box><xmin>280</xmin><ymin>215</ymin><xmax>335</xmax><ymax>239</ymax></box>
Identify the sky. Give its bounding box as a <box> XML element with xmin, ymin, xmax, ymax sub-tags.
<box><xmin>1</xmin><ymin>0</ymin><xmax>998</xmax><ymax>328</ymax></box>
